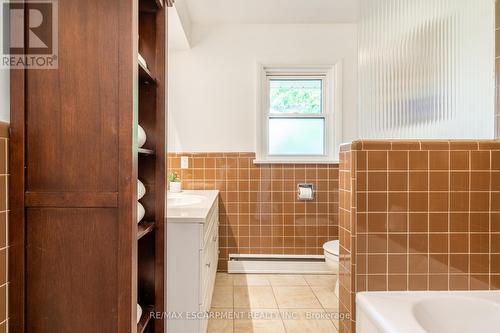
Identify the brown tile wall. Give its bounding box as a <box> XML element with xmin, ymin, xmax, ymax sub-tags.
<box><xmin>167</xmin><ymin>152</ymin><xmax>339</xmax><ymax>271</ymax></box>
<box><xmin>0</xmin><ymin>123</ymin><xmax>8</xmax><ymax>333</ymax></box>
<box><xmin>338</xmin><ymin>146</ymin><xmax>356</xmax><ymax>333</ymax></box>
<box><xmin>339</xmin><ymin>140</ymin><xmax>500</xmax><ymax>333</ymax></box>
<box><xmin>496</xmin><ymin>3</ymin><xmax>500</xmax><ymax>138</ymax></box>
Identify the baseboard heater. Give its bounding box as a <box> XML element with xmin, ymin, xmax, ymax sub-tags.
<box><xmin>227</xmin><ymin>254</ymin><xmax>331</xmax><ymax>274</ymax></box>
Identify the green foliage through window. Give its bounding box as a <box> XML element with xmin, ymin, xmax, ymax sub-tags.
<box><xmin>269</xmin><ymin>79</ymin><xmax>322</xmax><ymax>114</ymax></box>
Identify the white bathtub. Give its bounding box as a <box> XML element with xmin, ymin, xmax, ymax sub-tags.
<box><xmin>356</xmin><ymin>291</ymin><xmax>500</xmax><ymax>333</ymax></box>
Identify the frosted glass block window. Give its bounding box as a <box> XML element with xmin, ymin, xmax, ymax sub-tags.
<box><xmin>256</xmin><ymin>64</ymin><xmax>343</xmax><ymax>164</ymax></box>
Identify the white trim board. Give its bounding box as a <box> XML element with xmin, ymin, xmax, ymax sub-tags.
<box><xmin>255</xmin><ymin>62</ymin><xmax>343</xmax><ymax>164</ymax></box>
<box><xmin>227</xmin><ymin>254</ymin><xmax>333</xmax><ymax>274</ymax></box>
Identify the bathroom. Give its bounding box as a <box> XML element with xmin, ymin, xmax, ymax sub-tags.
<box><xmin>1</xmin><ymin>0</ymin><xmax>499</xmax><ymax>332</ymax></box>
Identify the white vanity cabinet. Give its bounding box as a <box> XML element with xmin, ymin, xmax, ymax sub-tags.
<box><xmin>166</xmin><ymin>190</ymin><xmax>219</xmax><ymax>333</ymax></box>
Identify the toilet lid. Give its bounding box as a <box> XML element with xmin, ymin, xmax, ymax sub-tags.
<box><xmin>323</xmin><ymin>240</ymin><xmax>339</xmax><ymax>256</ymax></box>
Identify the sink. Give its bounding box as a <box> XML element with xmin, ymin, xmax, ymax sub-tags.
<box><xmin>167</xmin><ymin>193</ymin><xmax>205</xmax><ymax>207</ymax></box>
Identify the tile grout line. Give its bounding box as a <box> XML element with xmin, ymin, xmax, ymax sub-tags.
<box><xmin>427</xmin><ymin>150</ymin><xmax>430</xmax><ymax>290</ymax></box>
<box><xmin>468</xmin><ymin>151</ymin><xmax>471</xmax><ymax>290</ymax></box>
<box><xmin>406</xmin><ymin>150</ymin><xmax>410</xmax><ymax>291</ymax></box>
<box><xmin>303</xmin><ymin>275</ymin><xmax>325</xmax><ymax>311</ymax></box>
<box><xmin>267</xmin><ymin>277</ymin><xmax>289</xmax><ymax>333</ymax></box>
<box><xmin>306</xmin><ymin>274</ymin><xmax>340</xmax><ymax>330</ymax></box>
<box><xmin>447</xmin><ymin>151</ymin><xmax>451</xmax><ymax>290</ymax></box>
<box><xmin>490</xmin><ymin>151</ymin><xmax>492</xmax><ymax>290</ymax></box>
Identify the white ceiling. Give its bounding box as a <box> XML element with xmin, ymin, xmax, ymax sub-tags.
<box><xmin>183</xmin><ymin>0</ymin><xmax>359</xmax><ymax>24</ymax></box>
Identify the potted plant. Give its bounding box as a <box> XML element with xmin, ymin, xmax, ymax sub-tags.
<box><xmin>168</xmin><ymin>171</ymin><xmax>182</xmax><ymax>193</ymax></box>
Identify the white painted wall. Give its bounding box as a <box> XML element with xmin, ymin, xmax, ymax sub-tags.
<box><xmin>0</xmin><ymin>3</ymin><xmax>9</xmax><ymax>123</ymax></box>
<box><xmin>168</xmin><ymin>23</ymin><xmax>358</xmax><ymax>152</ymax></box>
<box><xmin>0</xmin><ymin>70</ymin><xmax>9</xmax><ymax>123</ymax></box>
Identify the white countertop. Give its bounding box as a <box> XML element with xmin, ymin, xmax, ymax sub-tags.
<box><xmin>166</xmin><ymin>190</ymin><xmax>219</xmax><ymax>223</ymax></box>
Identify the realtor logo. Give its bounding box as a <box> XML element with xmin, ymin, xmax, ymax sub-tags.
<box><xmin>2</xmin><ymin>0</ymin><xmax>58</xmax><ymax>69</ymax></box>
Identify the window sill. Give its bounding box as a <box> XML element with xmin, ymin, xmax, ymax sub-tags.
<box><xmin>253</xmin><ymin>159</ymin><xmax>339</xmax><ymax>165</ymax></box>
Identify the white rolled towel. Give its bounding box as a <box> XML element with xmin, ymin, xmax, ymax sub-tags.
<box><xmin>137</xmin><ymin>202</ymin><xmax>145</xmax><ymax>223</ymax></box>
<box><xmin>138</xmin><ymin>180</ymin><xmax>146</xmax><ymax>200</ymax></box>
<box><xmin>138</xmin><ymin>125</ymin><xmax>147</xmax><ymax>148</ymax></box>
<box><xmin>138</xmin><ymin>53</ymin><xmax>148</xmax><ymax>69</ymax></box>
<box><xmin>137</xmin><ymin>304</ymin><xmax>143</xmax><ymax>323</ymax></box>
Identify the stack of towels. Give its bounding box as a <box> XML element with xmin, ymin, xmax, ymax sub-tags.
<box><xmin>137</xmin><ymin>304</ymin><xmax>143</xmax><ymax>323</ymax></box>
<box><xmin>137</xmin><ymin>180</ymin><xmax>146</xmax><ymax>223</ymax></box>
<box><xmin>137</xmin><ymin>125</ymin><xmax>147</xmax><ymax>323</ymax></box>
<box><xmin>138</xmin><ymin>125</ymin><xmax>147</xmax><ymax>223</ymax></box>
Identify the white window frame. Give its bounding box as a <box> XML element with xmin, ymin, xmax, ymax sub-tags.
<box><xmin>255</xmin><ymin>63</ymin><xmax>343</xmax><ymax>164</ymax></box>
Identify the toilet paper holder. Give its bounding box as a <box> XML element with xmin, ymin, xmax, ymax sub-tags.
<box><xmin>297</xmin><ymin>183</ymin><xmax>315</xmax><ymax>201</ymax></box>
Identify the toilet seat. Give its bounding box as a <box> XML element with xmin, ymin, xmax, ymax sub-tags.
<box><xmin>323</xmin><ymin>240</ymin><xmax>339</xmax><ymax>256</ymax></box>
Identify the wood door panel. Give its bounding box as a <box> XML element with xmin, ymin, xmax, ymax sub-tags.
<box><xmin>26</xmin><ymin>0</ymin><xmax>120</xmax><ymax>193</ymax></box>
<box><xmin>26</xmin><ymin>208</ymin><xmax>119</xmax><ymax>333</ymax></box>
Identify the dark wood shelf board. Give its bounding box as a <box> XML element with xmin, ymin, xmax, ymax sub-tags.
<box><xmin>139</xmin><ymin>0</ymin><xmax>164</xmax><ymax>13</ymax></box>
<box><xmin>155</xmin><ymin>0</ymin><xmax>164</xmax><ymax>9</ymax></box>
<box><xmin>139</xmin><ymin>61</ymin><xmax>156</xmax><ymax>85</ymax></box>
<box><xmin>137</xmin><ymin>305</ymin><xmax>155</xmax><ymax>333</ymax></box>
<box><xmin>137</xmin><ymin>221</ymin><xmax>155</xmax><ymax>240</ymax></box>
<box><xmin>138</xmin><ymin>148</ymin><xmax>155</xmax><ymax>155</ymax></box>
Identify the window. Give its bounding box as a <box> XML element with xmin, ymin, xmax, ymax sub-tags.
<box><xmin>256</xmin><ymin>64</ymin><xmax>342</xmax><ymax>163</ymax></box>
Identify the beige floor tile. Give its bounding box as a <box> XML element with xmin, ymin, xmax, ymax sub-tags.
<box><xmin>304</xmin><ymin>274</ymin><xmax>337</xmax><ymax>287</ymax></box>
<box><xmin>272</xmin><ymin>286</ymin><xmax>322</xmax><ymax>309</ymax></box>
<box><xmin>281</xmin><ymin>309</ymin><xmax>338</xmax><ymax>333</ymax></box>
<box><xmin>311</xmin><ymin>286</ymin><xmax>339</xmax><ymax>309</ymax></box>
<box><xmin>234</xmin><ymin>318</ymin><xmax>286</xmax><ymax>333</ymax></box>
<box><xmin>266</xmin><ymin>275</ymin><xmax>308</xmax><ymax>286</ymax></box>
<box><xmin>216</xmin><ymin>273</ymin><xmax>234</xmax><ymax>287</ymax></box>
<box><xmin>234</xmin><ymin>286</ymin><xmax>278</xmax><ymax>309</ymax></box>
<box><xmin>212</xmin><ymin>285</ymin><xmax>234</xmax><ymax>308</ymax></box>
<box><xmin>208</xmin><ymin>308</ymin><xmax>234</xmax><ymax>333</ymax></box>
<box><xmin>325</xmin><ymin>309</ymin><xmax>340</xmax><ymax>329</ymax></box>
<box><xmin>208</xmin><ymin>317</ymin><xmax>233</xmax><ymax>333</ymax></box>
<box><xmin>233</xmin><ymin>274</ymin><xmax>270</xmax><ymax>286</ymax></box>
<box><xmin>233</xmin><ymin>309</ymin><xmax>285</xmax><ymax>333</ymax></box>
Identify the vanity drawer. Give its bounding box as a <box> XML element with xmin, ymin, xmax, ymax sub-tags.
<box><xmin>203</xmin><ymin>201</ymin><xmax>218</xmax><ymax>245</ymax></box>
<box><xmin>200</xmin><ymin>225</ymin><xmax>218</xmax><ymax>310</ymax></box>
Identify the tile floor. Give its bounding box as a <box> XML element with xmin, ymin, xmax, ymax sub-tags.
<box><xmin>208</xmin><ymin>273</ymin><xmax>339</xmax><ymax>333</ymax></box>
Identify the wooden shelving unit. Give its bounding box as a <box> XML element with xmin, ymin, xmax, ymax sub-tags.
<box><xmin>138</xmin><ymin>148</ymin><xmax>155</xmax><ymax>155</ymax></box>
<box><xmin>137</xmin><ymin>222</ymin><xmax>155</xmax><ymax>240</ymax></box>
<box><xmin>137</xmin><ymin>305</ymin><xmax>155</xmax><ymax>333</ymax></box>
<box><xmin>137</xmin><ymin>0</ymin><xmax>167</xmax><ymax>332</ymax></box>
<box><xmin>139</xmin><ymin>0</ymin><xmax>164</xmax><ymax>13</ymax></box>
<box><xmin>9</xmin><ymin>0</ymin><xmax>170</xmax><ymax>332</ymax></box>
<box><xmin>139</xmin><ymin>62</ymin><xmax>156</xmax><ymax>84</ymax></box>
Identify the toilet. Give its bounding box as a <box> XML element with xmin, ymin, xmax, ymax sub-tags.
<box><xmin>323</xmin><ymin>240</ymin><xmax>340</xmax><ymax>297</ymax></box>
